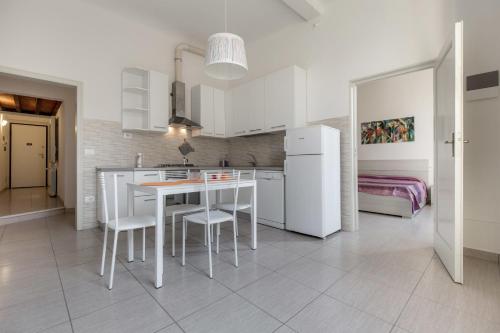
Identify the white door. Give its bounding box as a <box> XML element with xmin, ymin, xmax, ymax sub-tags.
<box><xmin>434</xmin><ymin>21</ymin><xmax>465</xmax><ymax>284</ymax></box>
<box><xmin>265</xmin><ymin>66</ymin><xmax>294</xmax><ymax>131</ymax></box>
<box><xmin>11</xmin><ymin>124</ymin><xmax>47</xmax><ymax>188</ymax></box>
<box><xmin>149</xmin><ymin>70</ymin><xmax>169</xmax><ymax>132</ymax></box>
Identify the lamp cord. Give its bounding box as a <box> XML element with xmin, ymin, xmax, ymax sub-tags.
<box><xmin>224</xmin><ymin>0</ymin><xmax>227</xmax><ymax>32</ymax></box>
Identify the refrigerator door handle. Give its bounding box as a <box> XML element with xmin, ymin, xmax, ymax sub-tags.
<box><xmin>284</xmin><ymin>160</ymin><xmax>287</xmax><ymax>176</ymax></box>
<box><xmin>284</xmin><ymin>136</ymin><xmax>288</xmax><ymax>153</ymax></box>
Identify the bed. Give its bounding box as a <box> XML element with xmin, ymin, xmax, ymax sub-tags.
<box><xmin>357</xmin><ymin>160</ymin><xmax>430</xmax><ymax>218</ymax></box>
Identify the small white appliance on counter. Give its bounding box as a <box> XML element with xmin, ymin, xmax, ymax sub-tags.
<box><xmin>284</xmin><ymin>125</ymin><xmax>341</xmax><ymax>238</ymax></box>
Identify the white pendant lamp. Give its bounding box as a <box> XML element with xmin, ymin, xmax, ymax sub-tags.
<box><xmin>205</xmin><ymin>0</ymin><xmax>248</xmax><ymax>80</ymax></box>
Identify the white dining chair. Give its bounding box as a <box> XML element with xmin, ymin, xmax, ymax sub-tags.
<box><xmin>215</xmin><ymin>168</ymin><xmax>255</xmax><ymax>236</ymax></box>
<box><xmin>182</xmin><ymin>170</ymin><xmax>241</xmax><ymax>278</ymax></box>
<box><xmin>98</xmin><ymin>172</ymin><xmax>156</xmax><ymax>290</ymax></box>
<box><xmin>158</xmin><ymin>170</ymin><xmax>205</xmax><ymax>256</ymax></box>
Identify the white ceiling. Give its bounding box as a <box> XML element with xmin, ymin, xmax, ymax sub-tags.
<box><xmin>82</xmin><ymin>0</ymin><xmax>316</xmax><ymax>44</ymax></box>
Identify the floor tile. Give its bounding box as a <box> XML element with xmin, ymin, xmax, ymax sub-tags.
<box><xmin>0</xmin><ymin>290</ymin><xmax>69</xmax><ymax>333</ymax></box>
<box><xmin>213</xmin><ymin>260</ymin><xmax>273</xmax><ymax>291</ymax></box>
<box><xmin>40</xmin><ymin>321</ymin><xmax>73</xmax><ymax>333</ymax></box>
<box><xmin>397</xmin><ymin>295</ymin><xmax>500</xmax><ymax>333</ymax></box>
<box><xmin>242</xmin><ymin>244</ymin><xmax>302</xmax><ymax>270</ymax></box>
<box><xmin>64</xmin><ymin>270</ymin><xmax>146</xmax><ymax>319</ymax></box>
<box><xmin>307</xmin><ymin>246</ymin><xmax>367</xmax><ymax>271</ymax></box>
<box><xmin>72</xmin><ymin>293</ymin><xmax>173</xmax><ymax>333</ymax></box>
<box><xmin>238</xmin><ymin>272</ymin><xmax>320</xmax><ymax>322</ymax></box>
<box><xmin>144</xmin><ymin>271</ymin><xmax>232</xmax><ymax>320</ymax></box>
<box><xmin>287</xmin><ymin>295</ymin><xmax>392</xmax><ymax>333</ymax></box>
<box><xmin>156</xmin><ymin>323</ymin><xmax>184</xmax><ymax>333</ymax></box>
<box><xmin>277</xmin><ymin>257</ymin><xmax>346</xmax><ymax>292</ymax></box>
<box><xmin>274</xmin><ymin>325</ymin><xmax>297</xmax><ymax>333</ymax></box>
<box><xmin>325</xmin><ymin>272</ymin><xmax>411</xmax><ymax>323</ymax></box>
<box><xmin>179</xmin><ymin>294</ymin><xmax>281</xmax><ymax>333</ymax></box>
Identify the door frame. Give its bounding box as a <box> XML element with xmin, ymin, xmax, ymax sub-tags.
<box><xmin>0</xmin><ymin>65</ymin><xmax>83</xmax><ymax>230</ymax></box>
<box><xmin>348</xmin><ymin>61</ymin><xmax>436</xmax><ymax>231</ymax></box>
<box><xmin>9</xmin><ymin>122</ymin><xmax>48</xmax><ymax>188</ymax></box>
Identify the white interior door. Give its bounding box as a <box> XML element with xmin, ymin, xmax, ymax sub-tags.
<box><xmin>11</xmin><ymin>124</ymin><xmax>47</xmax><ymax>188</ymax></box>
<box><xmin>434</xmin><ymin>21</ymin><xmax>465</xmax><ymax>284</ymax></box>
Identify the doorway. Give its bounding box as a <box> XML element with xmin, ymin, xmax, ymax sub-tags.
<box><xmin>10</xmin><ymin>123</ymin><xmax>48</xmax><ymax>188</ymax></box>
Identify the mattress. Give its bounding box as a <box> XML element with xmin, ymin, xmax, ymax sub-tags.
<box><xmin>358</xmin><ymin>175</ymin><xmax>428</xmax><ymax>215</ymax></box>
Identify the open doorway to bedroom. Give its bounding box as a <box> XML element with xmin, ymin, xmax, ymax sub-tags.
<box><xmin>355</xmin><ymin>67</ymin><xmax>434</xmax><ymax>223</ymax></box>
<box><xmin>0</xmin><ymin>73</ymin><xmax>77</xmax><ymax>224</ymax></box>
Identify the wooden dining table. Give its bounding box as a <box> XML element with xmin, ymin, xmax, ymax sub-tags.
<box><xmin>126</xmin><ymin>178</ymin><xmax>258</xmax><ymax>288</ymax></box>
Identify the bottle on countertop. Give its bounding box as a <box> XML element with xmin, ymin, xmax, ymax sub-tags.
<box><xmin>136</xmin><ymin>153</ymin><xmax>143</xmax><ymax>168</ymax></box>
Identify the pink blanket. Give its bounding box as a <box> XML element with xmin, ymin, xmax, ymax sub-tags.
<box><xmin>358</xmin><ymin>175</ymin><xmax>428</xmax><ymax>213</ymax></box>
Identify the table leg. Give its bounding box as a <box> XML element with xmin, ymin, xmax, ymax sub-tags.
<box><xmin>127</xmin><ymin>185</ymin><xmax>134</xmax><ymax>262</ymax></box>
<box><xmin>155</xmin><ymin>192</ymin><xmax>164</xmax><ymax>288</ymax></box>
<box><xmin>251</xmin><ymin>182</ymin><xmax>257</xmax><ymax>250</ymax></box>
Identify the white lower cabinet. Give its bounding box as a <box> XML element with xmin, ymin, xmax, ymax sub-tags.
<box><xmin>256</xmin><ymin>171</ymin><xmax>285</xmax><ymax>229</ymax></box>
<box><xmin>134</xmin><ymin>196</ymin><xmax>156</xmax><ymax>216</ymax></box>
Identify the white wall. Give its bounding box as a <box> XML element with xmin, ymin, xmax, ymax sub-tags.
<box><xmin>457</xmin><ymin>0</ymin><xmax>500</xmax><ymax>254</ymax></box>
<box><xmin>0</xmin><ymin>74</ymin><xmax>77</xmax><ymax>208</ymax></box>
<box><xmin>357</xmin><ymin>69</ymin><xmax>434</xmax><ymax>184</ymax></box>
<box><xmin>0</xmin><ymin>0</ymin><xmax>227</xmax><ymax>123</ymax></box>
<box><xmin>242</xmin><ymin>0</ymin><xmax>453</xmax><ymax>122</ymax></box>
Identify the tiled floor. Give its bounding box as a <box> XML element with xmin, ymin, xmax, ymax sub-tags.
<box><xmin>0</xmin><ymin>207</ymin><xmax>499</xmax><ymax>332</ymax></box>
<box><xmin>0</xmin><ymin>187</ymin><xmax>63</xmax><ymax>217</ymax></box>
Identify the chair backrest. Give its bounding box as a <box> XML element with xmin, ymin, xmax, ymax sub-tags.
<box><xmin>202</xmin><ymin>170</ymin><xmax>241</xmax><ymax>221</ymax></box>
<box><xmin>98</xmin><ymin>172</ymin><xmax>120</xmax><ymax>226</ymax></box>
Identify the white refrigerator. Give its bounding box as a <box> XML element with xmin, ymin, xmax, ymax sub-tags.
<box><xmin>284</xmin><ymin>125</ymin><xmax>341</xmax><ymax>238</ymax></box>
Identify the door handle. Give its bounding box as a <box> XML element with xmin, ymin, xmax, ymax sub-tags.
<box><xmin>444</xmin><ymin>133</ymin><xmax>455</xmax><ymax>157</ymax></box>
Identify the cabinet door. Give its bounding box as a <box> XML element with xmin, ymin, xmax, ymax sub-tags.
<box><xmin>213</xmin><ymin>88</ymin><xmax>225</xmax><ymax>138</ymax></box>
<box><xmin>149</xmin><ymin>70</ymin><xmax>169</xmax><ymax>132</ymax></box>
<box><xmin>230</xmin><ymin>84</ymin><xmax>249</xmax><ymax>136</ymax></box>
<box><xmin>134</xmin><ymin>196</ymin><xmax>156</xmax><ymax>216</ymax></box>
<box><xmin>257</xmin><ymin>176</ymin><xmax>284</xmax><ymax>223</ymax></box>
<box><xmin>265</xmin><ymin>67</ymin><xmax>294</xmax><ymax>131</ymax></box>
<box><xmin>245</xmin><ymin>77</ymin><xmax>266</xmax><ymax>134</ymax></box>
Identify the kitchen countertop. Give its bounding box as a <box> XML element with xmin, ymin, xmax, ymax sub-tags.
<box><xmin>96</xmin><ymin>166</ymin><xmax>284</xmax><ymax>172</ymax></box>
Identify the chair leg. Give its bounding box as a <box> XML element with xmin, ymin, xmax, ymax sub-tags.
<box><xmin>211</xmin><ymin>224</ymin><xmax>214</xmax><ymax>243</ymax></box>
<box><xmin>172</xmin><ymin>213</ymin><xmax>176</xmax><ymax>257</ymax></box>
<box><xmin>100</xmin><ymin>224</ymin><xmax>109</xmax><ymax>276</ymax></box>
<box><xmin>142</xmin><ymin>227</ymin><xmax>146</xmax><ymax>262</ymax></box>
<box><xmin>108</xmin><ymin>230</ymin><xmax>119</xmax><ymax>290</ymax></box>
<box><xmin>235</xmin><ymin>214</ymin><xmax>239</xmax><ymax>237</ymax></box>
<box><xmin>181</xmin><ymin>218</ymin><xmax>186</xmax><ymax>267</ymax></box>
<box><xmin>216</xmin><ymin>223</ymin><xmax>220</xmax><ymax>254</ymax></box>
<box><xmin>207</xmin><ymin>223</ymin><xmax>213</xmax><ymax>279</ymax></box>
<box><xmin>233</xmin><ymin>219</ymin><xmax>238</xmax><ymax>267</ymax></box>
<box><xmin>204</xmin><ymin>223</ymin><xmax>207</xmax><ymax>246</ymax></box>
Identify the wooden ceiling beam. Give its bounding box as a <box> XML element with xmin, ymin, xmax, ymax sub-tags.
<box><xmin>13</xmin><ymin>95</ymin><xmax>21</xmax><ymax>112</ymax></box>
<box><xmin>34</xmin><ymin>97</ymin><xmax>40</xmax><ymax>114</ymax></box>
<box><xmin>52</xmin><ymin>101</ymin><xmax>62</xmax><ymax>115</ymax></box>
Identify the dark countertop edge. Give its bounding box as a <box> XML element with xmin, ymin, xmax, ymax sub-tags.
<box><xmin>96</xmin><ymin>166</ymin><xmax>284</xmax><ymax>172</ymax></box>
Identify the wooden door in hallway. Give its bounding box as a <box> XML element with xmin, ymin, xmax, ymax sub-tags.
<box><xmin>10</xmin><ymin>123</ymin><xmax>47</xmax><ymax>188</ymax></box>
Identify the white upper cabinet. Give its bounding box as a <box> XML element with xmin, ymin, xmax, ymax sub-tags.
<box><xmin>191</xmin><ymin>85</ymin><xmax>225</xmax><ymax>138</ymax></box>
<box><xmin>226</xmin><ymin>65</ymin><xmax>306</xmax><ymax>137</ymax></box>
<box><xmin>213</xmin><ymin>88</ymin><xmax>226</xmax><ymax>137</ymax></box>
<box><xmin>265</xmin><ymin>66</ymin><xmax>307</xmax><ymax>132</ymax></box>
<box><xmin>122</xmin><ymin>68</ymin><xmax>169</xmax><ymax>132</ymax></box>
<box><xmin>149</xmin><ymin>70</ymin><xmax>169</xmax><ymax>132</ymax></box>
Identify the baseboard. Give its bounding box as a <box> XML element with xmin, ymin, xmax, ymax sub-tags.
<box><xmin>464</xmin><ymin>247</ymin><xmax>500</xmax><ymax>264</ymax></box>
<box><xmin>0</xmin><ymin>207</ymin><xmax>65</xmax><ymax>226</ymax></box>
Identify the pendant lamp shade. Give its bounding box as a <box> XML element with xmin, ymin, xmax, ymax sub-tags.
<box><xmin>205</xmin><ymin>32</ymin><xmax>248</xmax><ymax>80</ymax></box>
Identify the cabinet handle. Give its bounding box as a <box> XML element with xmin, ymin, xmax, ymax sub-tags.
<box><xmin>117</xmin><ymin>175</ymin><xmax>125</xmax><ymax>178</ymax></box>
<box><xmin>234</xmin><ymin>130</ymin><xmax>246</xmax><ymax>135</ymax></box>
<box><xmin>215</xmin><ymin>133</ymin><xmax>225</xmax><ymax>136</ymax></box>
<box><xmin>154</xmin><ymin>126</ymin><xmax>166</xmax><ymax>129</ymax></box>
<box><xmin>271</xmin><ymin>125</ymin><xmax>286</xmax><ymax>129</ymax></box>
<box><xmin>144</xmin><ymin>173</ymin><xmax>157</xmax><ymax>177</ymax></box>
<box><xmin>144</xmin><ymin>198</ymin><xmax>156</xmax><ymax>202</ymax></box>
<box><xmin>249</xmin><ymin>129</ymin><xmax>262</xmax><ymax>132</ymax></box>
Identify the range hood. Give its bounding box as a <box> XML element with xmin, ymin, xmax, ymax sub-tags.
<box><xmin>170</xmin><ymin>81</ymin><xmax>201</xmax><ymax>129</ymax></box>
<box><xmin>169</xmin><ymin>43</ymin><xmax>205</xmax><ymax>129</ymax></box>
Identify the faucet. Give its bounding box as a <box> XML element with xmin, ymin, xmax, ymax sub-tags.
<box><xmin>182</xmin><ymin>156</ymin><xmax>189</xmax><ymax>166</ymax></box>
<box><xmin>247</xmin><ymin>153</ymin><xmax>257</xmax><ymax>167</ymax></box>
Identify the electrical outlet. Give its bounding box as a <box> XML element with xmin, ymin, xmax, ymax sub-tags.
<box><xmin>84</xmin><ymin>195</ymin><xmax>95</xmax><ymax>203</ymax></box>
<box><xmin>84</xmin><ymin>148</ymin><xmax>95</xmax><ymax>156</ymax></box>
<box><xmin>123</xmin><ymin>132</ymin><xmax>133</xmax><ymax>139</ymax></box>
